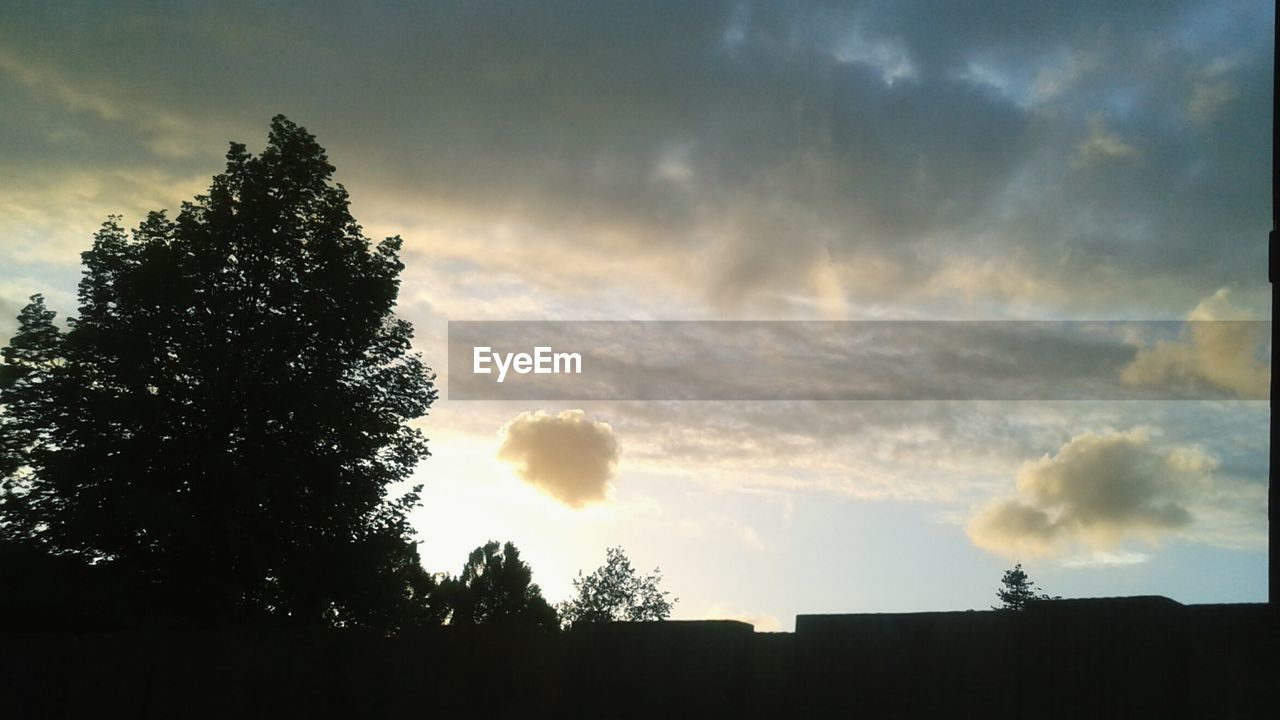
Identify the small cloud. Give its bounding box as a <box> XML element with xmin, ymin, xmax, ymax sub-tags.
<box><xmin>968</xmin><ymin>428</ymin><xmax>1214</xmax><ymax>556</ymax></box>
<box><xmin>1188</xmin><ymin>80</ymin><xmax>1238</xmax><ymax>127</ymax></box>
<box><xmin>497</xmin><ymin>409</ymin><xmax>620</xmax><ymax>508</ymax></box>
<box><xmin>1072</xmin><ymin>116</ymin><xmax>1140</xmax><ymax>168</ymax></box>
<box><xmin>1122</xmin><ymin>288</ymin><xmax>1269</xmax><ymax>399</ymax></box>
<box><xmin>1187</xmin><ymin>59</ymin><xmax>1239</xmax><ymax>127</ymax></box>
<box><xmin>1061</xmin><ymin>550</ymin><xmax>1151</xmax><ymax>568</ymax></box>
<box><xmin>704</xmin><ymin>605</ymin><xmax>782</xmax><ymax>632</ymax></box>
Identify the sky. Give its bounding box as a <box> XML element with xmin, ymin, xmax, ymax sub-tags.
<box><xmin>0</xmin><ymin>1</ymin><xmax>1272</xmax><ymax>630</ymax></box>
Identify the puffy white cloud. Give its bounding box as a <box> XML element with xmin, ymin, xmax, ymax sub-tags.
<box><xmin>497</xmin><ymin>409</ymin><xmax>620</xmax><ymax>508</ymax></box>
<box><xmin>968</xmin><ymin>428</ymin><xmax>1215</xmax><ymax>556</ymax></box>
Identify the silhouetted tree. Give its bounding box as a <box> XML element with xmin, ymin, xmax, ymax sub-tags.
<box><xmin>0</xmin><ymin>296</ymin><xmax>63</xmax><ymax>490</ymax></box>
<box><xmin>993</xmin><ymin>563</ymin><xmax>1058</xmax><ymax>610</ymax></box>
<box><xmin>558</xmin><ymin>546</ymin><xmax>675</xmax><ymax>628</ymax></box>
<box><xmin>436</xmin><ymin>541</ymin><xmax>558</xmax><ymax>628</ymax></box>
<box><xmin>0</xmin><ymin>117</ymin><xmax>437</xmax><ymax>630</ymax></box>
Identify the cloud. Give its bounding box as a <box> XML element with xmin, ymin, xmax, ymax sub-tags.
<box><xmin>1060</xmin><ymin>550</ymin><xmax>1151</xmax><ymax>568</ymax></box>
<box><xmin>1123</xmin><ymin>288</ymin><xmax>1270</xmax><ymax>398</ymax></box>
<box><xmin>453</xmin><ymin>319</ymin><xmax>1239</xmax><ymax>402</ymax></box>
<box><xmin>1188</xmin><ymin>80</ymin><xmax>1238</xmax><ymax>127</ymax></box>
<box><xmin>1071</xmin><ymin>116</ymin><xmax>1140</xmax><ymax>168</ymax></box>
<box><xmin>677</xmin><ymin>514</ymin><xmax>768</xmax><ymax>552</ymax></box>
<box><xmin>497</xmin><ymin>409</ymin><xmax>620</xmax><ymax>508</ymax></box>
<box><xmin>968</xmin><ymin>428</ymin><xmax>1215</xmax><ymax>556</ymax></box>
<box><xmin>0</xmin><ymin>1</ymin><xmax>1271</xmax><ymax>320</ymax></box>
<box><xmin>704</xmin><ymin>605</ymin><xmax>782</xmax><ymax>632</ymax></box>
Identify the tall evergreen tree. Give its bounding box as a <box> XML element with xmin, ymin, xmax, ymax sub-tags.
<box><xmin>0</xmin><ymin>117</ymin><xmax>437</xmax><ymax>629</ymax></box>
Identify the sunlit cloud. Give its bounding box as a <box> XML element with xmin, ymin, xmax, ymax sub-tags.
<box><xmin>968</xmin><ymin>428</ymin><xmax>1215</xmax><ymax>557</ymax></box>
<box><xmin>1123</xmin><ymin>288</ymin><xmax>1269</xmax><ymax>398</ymax></box>
<box><xmin>497</xmin><ymin>409</ymin><xmax>620</xmax><ymax>508</ymax></box>
<box><xmin>703</xmin><ymin>604</ymin><xmax>783</xmax><ymax>632</ymax></box>
<box><xmin>1060</xmin><ymin>550</ymin><xmax>1152</xmax><ymax>568</ymax></box>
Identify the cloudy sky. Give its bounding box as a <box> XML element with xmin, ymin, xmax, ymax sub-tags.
<box><xmin>0</xmin><ymin>0</ymin><xmax>1272</xmax><ymax>628</ymax></box>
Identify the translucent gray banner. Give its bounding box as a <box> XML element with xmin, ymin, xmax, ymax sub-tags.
<box><xmin>446</xmin><ymin>321</ymin><xmax>1271</xmax><ymax>400</ymax></box>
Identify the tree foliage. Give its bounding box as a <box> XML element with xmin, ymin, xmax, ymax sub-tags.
<box><xmin>0</xmin><ymin>296</ymin><xmax>64</xmax><ymax>486</ymax></box>
<box><xmin>0</xmin><ymin>117</ymin><xmax>437</xmax><ymax>630</ymax></box>
<box><xmin>436</xmin><ymin>541</ymin><xmax>558</xmax><ymax>628</ymax></box>
<box><xmin>558</xmin><ymin>546</ymin><xmax>674</xmax><ymax>628</ymax></box>
<box><xmin>993</xmin><ymin>563</ymin><xmax>1058</xmax><ymax>610</ymax></box>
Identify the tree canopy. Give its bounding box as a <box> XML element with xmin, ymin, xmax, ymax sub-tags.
<box><xmin>436</xmin><ymin>541</ymin><xmax>558</xmax><ymax>629</ymax></box>
<box><xmin>993</xmin><ymin>563</ymin><xmax>1058</xmax><ymax>611</ymax></box>
<box><xmin>0</xmin><ymin>116</ymin><xmax>437</xmax><ymax>630</ymax></box>
<box><xmin>558</xmin><ymin>546</ymin><xmax>675</xmax><ymax>628</ymax></box>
